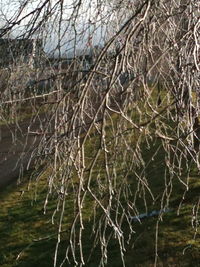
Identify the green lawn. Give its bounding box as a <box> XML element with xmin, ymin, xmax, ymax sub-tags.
<box><xmin>0</xmin><ymin>87</ymin><xmax>200</xmax><ymax>266</ymax></box>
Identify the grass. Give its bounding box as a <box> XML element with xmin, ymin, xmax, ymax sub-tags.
<box><xmin>0</xmin><ymin>177</ymin><xmax>55</xmax><ymax>266</ymax></box>
<box><xmin>0</xmin><ymin>87</ymin><xmax>200</xmax><ymax>266</ymax></box>
<box><xmin>1</xmin><ymin>145</ymin><xmax>199</xmax><ymax>266</ymax></box>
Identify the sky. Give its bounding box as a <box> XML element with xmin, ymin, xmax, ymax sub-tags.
<box><xmin>0</xmin><ymin>0</ymin><xmax>116</xmax><ymax>57</ymax></box>
<box><xmin>0</xmin><ymin>0</ymin><xmax>135</xmax><ymax>57</ymax></box>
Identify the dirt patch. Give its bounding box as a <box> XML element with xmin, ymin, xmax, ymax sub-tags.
<box><xmin>0</xmin><ymin>117</ymin><xmax>44</xmax><ymax>189</ymax></box>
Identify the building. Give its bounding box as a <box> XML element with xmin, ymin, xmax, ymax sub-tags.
<box><xmin>0</xmin><ymin>38</ymin><xmax>43</xmax><ymax>67</ymax></box>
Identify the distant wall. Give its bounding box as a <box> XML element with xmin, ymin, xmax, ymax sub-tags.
<box><xmin>0</xmin><ymin>38</ymin><xmax>43</xmax><ymax>67</ymax></box>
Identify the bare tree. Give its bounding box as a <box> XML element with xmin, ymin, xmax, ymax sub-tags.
<box><xmin>0</xmin><ymin>0</ymin><xmax>199</xmax><ymax>266</ymax></box>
